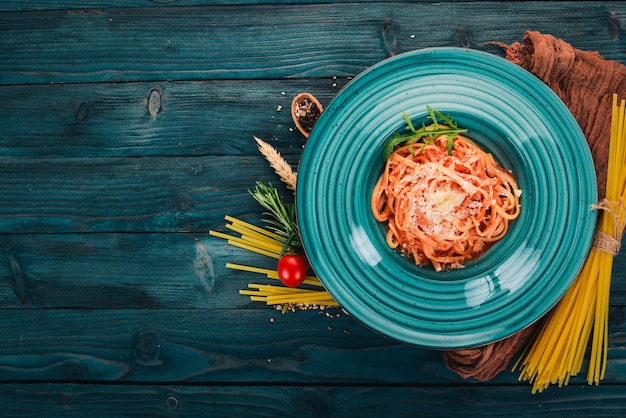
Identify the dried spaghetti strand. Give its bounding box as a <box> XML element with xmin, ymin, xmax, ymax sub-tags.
<box><xmin>226</xmin><ymin>263</ymin><xmax>324</xmax><ymax>287</ymax></box>
<box><xmin>225</xmin><ymin>215</ymin><xmax>283</xmax><ymax>240</ymax></box>
<box><xmin>240</xmin><ymin>284</ymin><xmax>339</xmax><ymax>307</ymax></box>
<box><xmin>209</xmin><ymin>229</ymin><xmax>281</xmax><ymax>259</ymax></box>
<box><xmin>209</xmin><ymin>215</ymin><xmax>285</xmax><ymax>258</ymax></box>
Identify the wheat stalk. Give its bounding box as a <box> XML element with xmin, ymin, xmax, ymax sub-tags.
<box><xmin>253</xmin><ymin>136</ymin><xmax>297</xmax><ymax>192</ymax></box>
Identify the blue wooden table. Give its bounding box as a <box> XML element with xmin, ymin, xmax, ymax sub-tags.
<box><xmin>1</xmin><ymin>1</ymin><xmax>626</xmax><ymax>416</ymax></box>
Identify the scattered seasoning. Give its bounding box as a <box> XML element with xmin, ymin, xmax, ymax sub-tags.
<box><xmin>273</xmin><ymin>302</ymin><xmax>339</xmax><ymax>313</ymax></box>
<box><xmin>276</xmin><ymin>105</ymin><xmax>283</xmax><ymax>112</ymax></box>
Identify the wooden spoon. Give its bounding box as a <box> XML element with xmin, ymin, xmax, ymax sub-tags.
<box><xmin>291</xmin><ymin>92</ymin><xmax>323</xmax><ymax>139</ymax></box>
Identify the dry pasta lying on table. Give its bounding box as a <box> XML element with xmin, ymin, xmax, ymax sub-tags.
<box><xmin>210</xmin><ymin>216</ymin><xmax>339</xmax><ymax>310</ymax></box>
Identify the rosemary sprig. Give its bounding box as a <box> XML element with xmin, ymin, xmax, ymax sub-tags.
<box><xmin>249</xmin><ymin>181</ymin><xmax>302</xmax><ymax>255</ymax></box>
<box><xmin>382</xmin><ymin>105</ymin><xmax>468</xmax><ymax>160</ymax></box>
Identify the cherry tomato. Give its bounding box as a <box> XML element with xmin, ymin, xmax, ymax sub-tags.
<box><xmin>277</xmin><ymin>254</ymin><xmax>308</xmax><ymax>288</ymax></box>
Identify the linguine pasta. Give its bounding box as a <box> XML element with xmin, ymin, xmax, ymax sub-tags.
<box><xmin>371</xmin><ymin>133</ymin><xmax>522</xmax><ymax>271</ymax></box>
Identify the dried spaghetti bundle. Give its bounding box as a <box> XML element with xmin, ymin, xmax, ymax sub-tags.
<box><xmin>514</xmin><ymin>94</ymin><xmax>626</xmax><ymax>392</ymax></box>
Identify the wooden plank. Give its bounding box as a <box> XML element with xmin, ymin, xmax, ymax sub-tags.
<box><xmin>0</xmin><ymin>382</ymin><xmax>623</xmax><ymax>417</ymax></box>
<box><xmin>1</xmin><ymin>3</ymin><xmax>625</xmax><ymax>84</ymax></box>
<box><xmin>0</xmin><ymin>232</ymin><xmax>272</xmax><ymax>309</ymax></box>
<box><xmin>0</xmin><ymin>0</ymin><xmax>420</xmax><ymax>12</ymax></box>
<box><xmin>0</xmin><ymin>307</ymin><xmax>623</xmax><ymax>386</ymax></box>
<box><xmin>0</xmin><ymin>0</ymin><xmax>439</xmax><ymax>13</ymax></box>
<box><xmin>0</xmin><ymin>307</ymin><xmax>444</xmax><ymax>383</ymax></box>
<box><xmin>0</xmin><ymin>80</ymin><xmax>339</xmax><ymax>158</ymax></box>
<box><xmin>0</xmin><ymin>232</ymin><xmax>624</xmax><ymax>308</ymax></box>
<box><xmin>0</xmin><ymin>155</ymin><xmax>295</xmax><ymax>233</ymax></box>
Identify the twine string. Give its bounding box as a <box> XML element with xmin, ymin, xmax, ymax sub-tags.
<box><xmin>592</xmin><ymin>231</ymin><xmax>621</xmax><ymax>255</ymax></box>
<box><xmin>591</xmin><ymin>198</ymin><xmax>626</xmax><ymax>255</ymax></box>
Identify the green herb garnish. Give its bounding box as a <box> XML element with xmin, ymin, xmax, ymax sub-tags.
<box><xmin>382</xmin><ymin>106</ymin><xmax>468</xmax><ymax>160</ymax></box>
<box><xmin>249</xmin><ymin>181</ymin><xmax>302</xmax><ymax>256</ymax></box>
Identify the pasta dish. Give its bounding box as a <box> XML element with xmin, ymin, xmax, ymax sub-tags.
<box><xmin>371</xmin><ymin>127</ymin><xmax>522</xmax><ymax>271</ymax></box>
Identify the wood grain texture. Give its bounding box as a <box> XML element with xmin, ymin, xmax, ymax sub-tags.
<box><xmin>2</xmin><ymin>0</ymin><xmax>626</xmax><ymax>413</ymax></box>
<box><xmin>0</xmin><ymin>307</ymin><xmax>621</xmax><ymax>387</ymax></box>
<box><xmin>0</xmin><ymin>232</ymin><xmax>245</xmax><ymax>308</ymax></box>
<box><xmin>0</xmin><ymin>308</ymin><xmax>444</xmax><ymax>383</ymax></box>
<box><xmin>0</xmin><ymin>0</ymin><xmax>429</xmax><ymax>12</ymax></box>
<box><xmin>1</xmin><ymin>3</ymin><xmax>625</xmax><ymax>84</ymax></box>
<box><xmin>0</xmin><ymin>155</ymin><xmax>300</xmax><ymax>233</ymax></box>
<box><xmin>0</xmin><ymin>80</ymin><xmax>336</xmax><ymax>158</ymax></box>
<box><xmin>0</xmin><ymin>383</ymin><xmax>624</xmax><ymax>417</ymax></box>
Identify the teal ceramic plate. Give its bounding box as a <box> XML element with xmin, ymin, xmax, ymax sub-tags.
<box><xmin>296</xmin><ymin>48</ymin><xmax>598</xmax><ymax>349</ymax></box>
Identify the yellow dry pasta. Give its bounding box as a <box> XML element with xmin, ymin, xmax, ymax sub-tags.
<box><xmin>226</xmin><ymin>263</ymin><xmax>324</xmax><ymax>287</ymax></box>
<box><xmin>209</xmin><ymin>215</ymin><xmax>339</xmax><ymax>308</ymax></box>
<box><xmin>514</xmin><ymin>93</ymin><xmax>626</xmax><ymax>392</ymax></box>
<box><xmin>209</xmin><ymin>230</ymin><xmax>280</xmax><ymax>259</ymax></box>
<box><xmin>225</xmin><ymin>215</ymin><xmax>283</xmax><ymax>240</ymax></box>
<box><xmin>240</xmin><ymin>284</ymin><xmax>339</xmax><ymax>307</ymax></box>
<box><xmin>226</xmin><ymin>223</ymin><xmax>283</xmax><ymax>249</ymax></box>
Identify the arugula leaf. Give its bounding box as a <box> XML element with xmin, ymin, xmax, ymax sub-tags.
<box><xmin>445</xmin><ymin>137</ymin><xmax>455</xmax><ymax>155</ymax></box>
<box><xmin>426</xmin><ymin>105</ymin><xmax>440</xmax><ymax>130</ymax></box>
<box><xmin>382</xmin><ymin>107</ymin><xmax>467</xmax><ymax>160</ymax></box>
<box><xmin>382</xmin><ymin>130</ymin><xmax>416</xmax><ymax>160</ymax></box>
<box><xmin>403</xmin><ymin>112</ymin><xmax>416</xmax><ymax>132</ymax></box>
